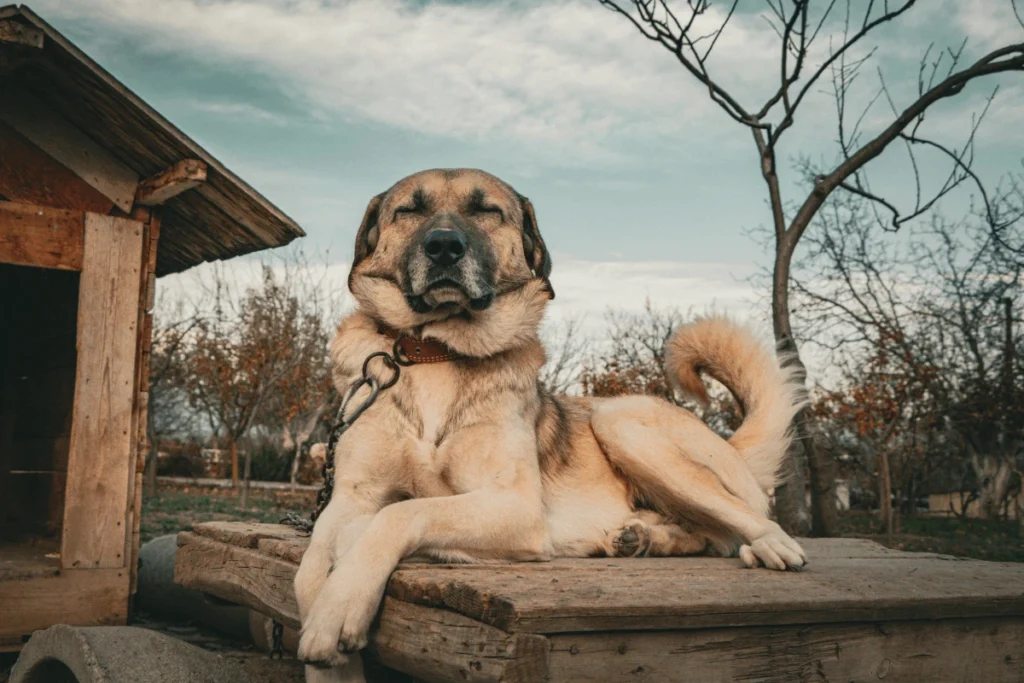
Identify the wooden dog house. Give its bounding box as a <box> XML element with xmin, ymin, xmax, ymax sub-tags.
<box><xmin>0</xmin><ymin>4</ymin><xmax>303</xmax><ymax>650</ymax></box>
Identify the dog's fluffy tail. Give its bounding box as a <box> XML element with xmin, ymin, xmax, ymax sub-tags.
<box><xmin>664</xmin><ymin>316</ymin><xmax>806</xmax><ymax>491</ymax></box>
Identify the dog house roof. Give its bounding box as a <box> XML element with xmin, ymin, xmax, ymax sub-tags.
<box><xmin>0</xmin><ymin>5</ymin><xmax>305</xmax><ymax>276</ymax></box>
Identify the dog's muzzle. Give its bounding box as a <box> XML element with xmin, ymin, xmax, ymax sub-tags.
<box><xmin>404</xmin><ymin>220</ymin><xmax>495</xmax><ymax>313</ymax></box>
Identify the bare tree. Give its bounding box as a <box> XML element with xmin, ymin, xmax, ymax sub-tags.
<box><xmin>539</xmin><ymin>316</ymin><xmax>589</xmax><ymax>394</ymax></box>
<box><xmin>794</xmin><ymin>192</ymin><xmax>1024</xmax><ymax>525</ymax></box>
<box><xmin>598</xmin><ymin>0</ymin><xmax>1024</xmax><ymax>535</ymax></box>
<box><xmin>144</xmin><ymin>296</ymin><xmax>200</xmax><ymax>498</ymax></box>
<box><xmin>184</xmin><ymin>255</ymin><xmax>336</xmax><ymax>507</ymax></box>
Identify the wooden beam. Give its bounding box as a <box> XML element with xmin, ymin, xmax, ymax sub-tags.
<box><xmin>175</xmin><ymin>531</ymin><xmax>301</xmax><ymax>629</ymax></box>
<box><xmin>0</xmin><ymin>120</ymin><xmax>116</xmax><ymax>214</ymax></box>
<box><xmin>135</xmin><ymin>159</ymin><xmax>207</xmax><ymax>206</ymax></box>
<box><xmin>0</xmin><ymin>200</ymin><xmax>85</xmax><ymax>270</ymax></box>
<box><xmin>0</xmin><ymin>85</ymin><xmax>139</xmax><ymax>212</ymax></box>
<box><xmin>175</xmin><ymin>532</ymin><xmax>549</xmax><ymax>683</ymax></box>
<box><xmin>548</xmin><ymin>618</ymin><xmax>1024</xmax><ymax>683</ymax></box>
<box><xmin>0</xmin><ymin>568</ymin><xmax>130</xmax><ymax>640</ymax></box>
<box><xmin>0</xmin><ymin>19</ymin><xmax>44</xmax><ymax>48</ymax></box>
<box><xmin>62</xmin><ymin>213</ymin><xmax>144</xmax><ymax>569</ymax></box>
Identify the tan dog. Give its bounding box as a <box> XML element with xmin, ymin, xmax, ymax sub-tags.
<box><xmin>294</xmin><ymin>169</ymin><xmax>807</xmax><ymax>681</ymax></box>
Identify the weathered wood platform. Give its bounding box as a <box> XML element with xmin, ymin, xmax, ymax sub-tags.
<box><xmin>175</xmin><ymin>522</ymin><xmax>1024</xmax><ymax>683</ymax></box>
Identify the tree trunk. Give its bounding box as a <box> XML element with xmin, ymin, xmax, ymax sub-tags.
<box><xmin>143</xmin><ymin>447</ymin><xmax>158</xmax><ymax>499</ymax></box>
<box><xmin>240</xmin><ymin>446</ymin><xmax>251</xmax><ymax>509</ymax></box>
<box><xmin>1015</xmin><ymin>474</ymin><xmax>1024</xmax><ymax>536</ymax></box>
<box><xmin>972</xmin><ymin>452</ymin><xmax>1012</xmax><ymax>520</ymax></box>
<box><xmin>230</xmin><ymin>440</ymin><xmax>239</xmax><ymax>487</ymax></box>
<box><xmin>289</xmin><ymin>441</ymin><xmax>302</xmax><ymax>488</ymax></box>
<box><xmin>770</xmin><ymin>309</ymin><xmax>818</xmax><ymax>536</ymax></box>
<box><xmin>878</xmin><ymin>446</ymin><xmax>894</xmax><ymax>544</ymax></box>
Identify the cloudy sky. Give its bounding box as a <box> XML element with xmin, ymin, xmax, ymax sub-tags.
<box><xmin>31</xmin><ymin>0</ymin><xmax>1024</xmax><ymax>355</ymax></box>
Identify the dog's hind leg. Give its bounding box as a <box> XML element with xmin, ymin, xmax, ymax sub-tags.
<box><xmin>592</xmin><ymin>397</ymin><xmax>806</xmax><ymax>570</ymax></box>
<box><xmin>606</xmin><ymin>512</ymin><xmax>708</xmax><ymax>558</ymax></box>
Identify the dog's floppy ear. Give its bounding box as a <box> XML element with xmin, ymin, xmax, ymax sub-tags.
<box><xmin>348</xmin><ymin>193</ymin><xmax>384</xmax><ymax>291</ymax></box>
<box><xmin>518</xmin><ymin>194</ymin><xmax>554</xmax><ymax>300</ymax></box>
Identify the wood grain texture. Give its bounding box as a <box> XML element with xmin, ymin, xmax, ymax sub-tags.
<box><xmin>61</xmin><ymin>213</ymin><xmax>143</xmax><ymax>569</ymax></box>
<box><xmin>127</xmin><ymin>213</ymin><xmax>156</xmax><ymax>596</ymax></box>
<box><xmin>175</xmin><ymin>532</ymin><xmax>549</xmax><ymax>683</ymax></box>
<box><xmin>178</xmin><ymin>524</ymin><xmax>1024</xmax><ymax>682</ymax></box>
<box><xmin>0</xmin><ymin>120</ymin><xmax>115</xmax><ymax>214</ymax></box>
<box><xmin>175</xmin><ymin>531</ymin><xmax>302</xmax><ymax>629</ymax></box>
<box><xmin>371</xmin><ymin>598</ymin><xmax>548</xmax><ymax>683</ymax></box>
<box><xmin>385</xmin><ymin>554</ymin><xmax>1024</xmax><ymax>634</ymax></box>
<box><xmin>0</xmin><ymin>200</ymin><xmax>84</xmax><ymax>270</ymax></box>
<box><xmin>182</xmin><ymin>523</ymin><xmax>1024</xmax><ymax>636</ymax></box>
<box><xmin>0</xmin><ymin>84</ymin><xmax>138</xmax><ymax>212</ymax></box>
<box><xmin>135</xmin><ymin>158</ymin><xmax>206</xmax><ymax>206</ymax></box>
<box><xmin>547</xmin><ymin>617</ymin><xmax>1024</xmax><ymax>683</ymax></box>
<box><xmin>0</xmin><ymin>567</ymin><xmax>130</xmax><ymax>639</ymax></box>
<box><xmin>0</xmin><ymin>18</ymin><xmax>43</xmax><ymax>48</ymax></box>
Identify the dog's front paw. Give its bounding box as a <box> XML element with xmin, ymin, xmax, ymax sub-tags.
<box><xmin>297</xmin><ymin>599</ymin><xmax>374</xmax><ymax>665</ymax></box>
<box><xmin>297</xmin><ymin>622</ymin><xmax>353</xmax><ymax>669</ymax></box>
<box><xmin>739</xmin><ymin>528</ymin><xmax>807</xmax><ymax>571</ymax></box>
<box><xmin>297</xmin><ymin>562</ymin><xmax>386</xmax><ymax>664</ymax></box>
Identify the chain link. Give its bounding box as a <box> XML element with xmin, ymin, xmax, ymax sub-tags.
<box><xmin>269</xmin><ymin>620</ymin><xmax>285</xmax><ymax>659</ymax></box>
<box><xmin>282</xmin><ymin>349</ymin><xmax>402</xmax><ymax>534</ymax></box>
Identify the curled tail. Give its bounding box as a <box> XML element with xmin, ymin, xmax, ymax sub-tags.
<box><xmin>664</xmin><ymin>316</ymin><xmax>806</xmax><ymax>491</ymax></box>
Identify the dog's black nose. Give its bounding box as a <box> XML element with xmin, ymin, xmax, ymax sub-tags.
<box><xmin>424</xmin><ymin>229</ymin><xmax>466</xmax><ymax>266</ymax></box>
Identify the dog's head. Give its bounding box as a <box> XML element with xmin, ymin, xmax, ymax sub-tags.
<box><xmin>347</xmin><ymin>169</ymin><xmax>553</xmax><ymax>357</ymax></box>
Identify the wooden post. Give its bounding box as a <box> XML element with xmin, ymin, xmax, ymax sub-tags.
<box><xmin>61</xmin><ymin>213</ymin><xmax>144</xmax><ymax>569</ymax></box>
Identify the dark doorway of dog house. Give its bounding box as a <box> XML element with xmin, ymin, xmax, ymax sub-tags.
<box><xmin>0</xmin><ymin>263</ymin><xmax>78</xmax><ymax>585</ymax></box>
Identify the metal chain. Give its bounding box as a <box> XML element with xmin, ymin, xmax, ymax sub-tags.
<box><xmin>269</xmin><ymin>620</ymin><xmax>285</xmax><ymax>660</ymax></box>
<box><xmin>282</xmin><ymin>342</ymin><xmax>406</xmax><ymax>534</ymax></box>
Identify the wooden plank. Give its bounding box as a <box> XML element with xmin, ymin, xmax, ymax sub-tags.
<box><xmin>0</xmin><ymin>84</ymin><xmax>138</xmax><ymax>212</ymax></box>
<box><xmin>135</xmin><ymin>159</ymin><xmax>207</xmax><ymax>206</ymax></box>
<box><xmin>371</xmin><ymin>598</ymin><xmax>548</xmax><ymax>683</ymax></box>
<box><xmin>547</xmin><ymin>617</ymin><xmax>1024</xmax><ymax>683</ymax></box>
<box><xmin>182</xmin><ymin>524</ymin><xmax>1024</xmax><ymax>636</ymax></box>
<box><xmin>190</xmin><ymin>520</ymin><xmax>311</xmax><ymax>550</ymax></box>
<box><xmin>61</xmin><ymin>213</ymin><xmax>143</xmax><ymax>569</ymax></box>
<box><xmin>0</xmin><ymin>19</ymin><xmax>43</xmax><ymax>48</ymax></box>
<box><xmin>175</xmin><ymin>533</ymin><xmax>548</xmax><ymax>683</ymax></box>
<box><xmin>0</xmin><ymin>567</ymin><xmax>130</xmax><ymax>639</ymax></box>
<box><xmin>175</xmin><ymin>531</ymin><xmax>301</xmax><ymax>629</ymax></box>
<box><xmin>178</xmin><ymin>524</ymin><xmax>1024</xmax><ymax>635</ymax></box>
<box><xmin>386</xmin><ymin>555</ymin><xmax>1024</xmax><ymax>634</ymax></box>
<box><xmin>0</xmin><ymin>200</ymin><xmax>84</xmax><ymax>270</ymax></box>
<box><xmin>126</xmin><ymin>215</ymin><xmax>154</xmax><ymax>596</ymax></box>
<box><xmin>0</xmin><ymin>120</ymin><xmax>115</xmax><ymax>214</ymax></box>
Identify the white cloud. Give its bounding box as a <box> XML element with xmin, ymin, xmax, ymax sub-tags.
<box><xmin>952</xmin><ymin>0</ymin><xmax>1024</xmax><ymax>49</ymax></box>
<box><xmin>545</xmin><ymin>256</ymin><xmax>763</xmax><ymax>327</ymax></box>
<box><xmin>37</xmin><ymin>0</ymin><xmax>1020</xmax><ymax>163</ymax></box>
<box><xmin>37</xmin><ymin>0</ymin><xmax>785</xmax><ymax>161</ymax></box>
<box><xmin>182</xmin><ymin>99</ymin><xmax>289</xmax><ymax>126</ymax></box>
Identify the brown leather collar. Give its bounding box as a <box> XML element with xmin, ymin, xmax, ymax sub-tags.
<box><xmin>379</xmin><ymin>325</ymin><xmax>463</xmax><ymax>364</ymax></box>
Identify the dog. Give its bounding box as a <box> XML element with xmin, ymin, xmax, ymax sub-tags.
<box><xmin>294</xmin><ymin>169</ymin><xmax>807</xmax><ymax>681</ymax></box>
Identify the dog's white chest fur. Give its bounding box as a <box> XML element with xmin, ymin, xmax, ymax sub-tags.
<box><xmin>403</xmin><ymin>366</ymin><xmax>460</xmax><ymax>497</ymax></box>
